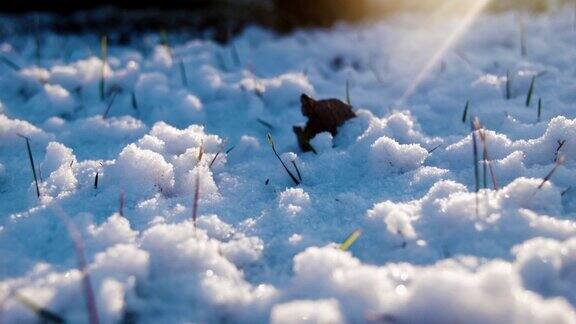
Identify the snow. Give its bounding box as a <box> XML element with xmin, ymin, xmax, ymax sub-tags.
<box><xmin>2</xmin><ymin>4</ymin><xmax>576</xmax><ymax>323</ymax></box>
<box><xmin>270</xmin><ymin>299</ymin><xmax>344</xmax><ymax>324</ymax></box>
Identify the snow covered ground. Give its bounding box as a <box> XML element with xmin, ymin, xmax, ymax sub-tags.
<box><xmin>2</xmin><ymin>5</ymin><xmax>576</xmax><ymax>323</ymax></box>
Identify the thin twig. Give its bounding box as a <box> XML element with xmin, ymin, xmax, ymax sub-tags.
<box><xmin>555</xmin><ymin>140</ymin><xmax>566</xmax><ymax>163</ymax></box>
<box><xmin>473</xmin><ymin>118</ymin><xmax>499</xmax><ymax>190</ymax></box>
<box><xmin>537</xmin><ymin>155</ymin><xmax>565</xmax><ymax>190</ymax></box>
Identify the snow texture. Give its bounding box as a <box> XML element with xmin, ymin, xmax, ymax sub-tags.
<box><xmin>2</xmin><ymin>4</ymin><xmax>576</xmax><ymax>323</ymax></box>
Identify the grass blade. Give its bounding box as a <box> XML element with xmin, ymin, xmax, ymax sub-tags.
<box><xmin>473</xmin><ymin>118</ymin><xmax>499</xmax><ymax>190</ymax></box>
<box><xmin>0</xmin><ymin>55</ymin><xmax>21</xmax><ymax>71</ymax></box>
<box><xmin>197</xmin><ymin>140</ymin><xmax>204</xmax><ymax>163</ymax></box>
<box><xmin>179</xmin><ymin>59</ymin><xmax>188</xmax><ymax>88</ymax></box>
<box><xmin>537</xmin><ymin>155</ymin><xmax>564</xmax><ymax>190</ymax></box>
<box><xmin>100</xmin><ymin>35</ymin><xmax>107</xmax><ymax>101</ymax></box>
<box><xmin>131</xmin><ymin>91</ymin><xmax>138</xmax><ymax>111</ymax></box>
<box><xmin>506</xmin><ymin>69</ymin><xmax>512</xmax><ymax>100</ymax></box>
<box><xmin>102</xmin><ymin>90</ymin><xmax>118</xmax><ymax>119</ymax></box>
<box><xmin>346</xmin><ymin>79</ymin><xmax>351</xmax><ymax>105</ymax></box>
<box><xmin>119</xmin><ymin>191</ymin><xmax>124</xmax><ymax>217</ymax></box>
<box><xmin>257</xmin><ymin>118</ymin><xmax>274</xmax><ymax>130</ymax></box>
<box><xmin>15</xmin><ymin>292</ymin><xmax>64</xmax><ymax>323</ymax></box>
<box><xmin>34</xmin><ymin>15</ymin><xmax>41</xmax><ymax>65</ymax></box>
<box><xmin>555</xmin><ymin>140</ymin><xmax>566</xmax><ymax>163</ymax></box>
<box><xmin>192</xmin><ymin>170</ymin><xmax>200</xmax><ymax>227</ymax></box>
<box><xmin>462</xmin><ymin>99</ymin><xmax>470</xmax><ymax>123</ymax></box>
<box><xmin>18</xmin><ymin>134</ymin><xmax>40</xmax><ymax>198</ymax></box>
<box><xmin>231</xmin><ymin>41</ymin><xmax>241</xmax><ymax>67</ymax></box>
<box><xmin>159</xmin><ymin>29</ymin><xmax>172</xmax><ymax>59</ymax></box>
<box><xmin>471</xmin><ymin>120</ymin><xmax>480</xmax><ymax>217</ymax></box>
<box><xmin>526</xmin><ymin>75</ymin><xmax>536</xmax><ymax>107</ymax></box>
<box><xmin>291</xmin><ymin>160</ymin><xmax>303</xmax><ymax>182</ymax></box>
<box><xmin>428</xmin><ymin>144</ymin><xmax>443</xmax><ymax>154</ymax></box>
<box><xmin>340</xmin><ymin>228</ymin><xmax>362</xmax><ymax>251</ymax></box>
<box><xmin>519</xmin><ymin>16</ymin><xmax>527</xmax><ymax>57</ymax></box>
<box><xmin>266</xmin><ymin>133</ymin><xmax>300</xmax><ymax>186</ymax></box>
<box><xmin>52</xmin><ymin>206</ymin><xmax>100</xmax><ymax>324</ymax></box>
<box><xmin>209</xmin><ymin>151</ymin><xmax>222</xmax><ymax>169</ymax></box>
<box><xmin>537</xmin><ymin>97</ymin><xmax>542</xmax><ymax>122</ymax></box>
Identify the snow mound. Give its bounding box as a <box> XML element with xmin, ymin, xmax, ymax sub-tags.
<box><xmin>369</xmin><ymin>136</ymin><xmax>428</xmax><ymax>174</ymax></box>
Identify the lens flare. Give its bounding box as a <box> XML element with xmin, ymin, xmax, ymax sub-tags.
<box><xmin>399</xmin><ymin>0</ymin><xmax>492</xmax><ymax>103</ymax></box>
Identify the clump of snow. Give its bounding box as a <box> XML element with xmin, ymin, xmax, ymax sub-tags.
<box><xmin>279</xmin><ymin>188</ymin><xmax>311</xmax><ymax>216</ymax></box>
<box><xmin>41</xmin><ymin>142</ymin><xmax>76</xmax><ymax>176</ymax></box>
<box><xmin>513</xmin><ymin>238</ymin><xmax>576</xmax><ymax>305</ymax></box>
<box><xmin>87</xmin><ymin>214</ymin><xmax>137</xmax><ymax>251</ymax></box>
<box><xmin>369</xmin><ymin>136</ymin><xmax>428</xmax><ymax>174</ymax></box>
<box><xmin>134</xmin><ymin>73</ymin><xmax>204</xmax><ymax>126</ymax></box>
<box><xmin>240</xmin><ymin>73</ymin><xmax>314</xmax><ymax>111</ymax></box>
<box><xmin>394</xmin><ymin>261</ymin><xmax>575</xmax><ymax>324</ymax></box>
<box><xmin>309</xmin><ymin>132</ymin><xmax>333</xmax><ymax>153</ymax></box>
<box><xmin>270</xmin><ymin>299</ymin><xmax>344</xmax><ymax>324</ymax></box>
<box><xmin>110</xmin><ymin>144</ymin><xmax>175</xmax><ymax>198</ymax></box>
<box><xmin>368</xmin><ymin>203</ymin><xmax>417</xmax><ymax>239</ymax></box>
<box><xmin>24</xmin><ymin>84</ymin><xmax>75</xmax><ymax>120</ymax></box>
<box><xmin>38</xmin><ymin>163</ymin><xmax>77</xmax><ymax>199</ymax></box>
<box><xmin>359</xmin><ymin>110</ymin><xmax>440</xmax><ymax>148</ymax></box>
<box><xmin>366</xmin><ymin>177</ymin><xmax>570</xmax><ymax>257</ymax></box>
<box><xmin>0</xmin><ymin>115</ymin><xmax>53</xmax><ymax>147</ymax></box>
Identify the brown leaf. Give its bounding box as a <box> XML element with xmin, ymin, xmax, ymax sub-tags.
<box><xmin>293</xmin><ymin>94</ymin><xmax>356</xmax><ymax>152</ymax></box>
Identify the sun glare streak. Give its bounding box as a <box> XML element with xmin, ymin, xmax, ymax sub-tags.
<box><xmin>399</xmin><ymin>0</ymin><xmax>492</xmax><ymax>103</ymax></box>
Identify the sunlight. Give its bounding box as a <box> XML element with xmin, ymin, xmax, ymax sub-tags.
<box><xmin>399</xmin><ymin>0</ymin><xmax>493</xmax><ymax>103</ymax></box>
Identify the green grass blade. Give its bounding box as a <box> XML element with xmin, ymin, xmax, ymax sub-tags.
<box><xmin>526</xmin><ymin>75</ymin><xmax>536</xmax><ymax>107</ymax></box>
<box><xmin>462</xmin><ymin>99</ymin><xmax>470</xmax><ymax>123</ymax></box>
<box><xmin>340</xmin><ymin>229</ymin><xmax>362</xmax><ymax>251</ymax></box>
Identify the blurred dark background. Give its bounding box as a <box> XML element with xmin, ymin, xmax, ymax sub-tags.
<box><xmin>0</xmin><ymin>0</ymin><xmax>370</xmax><ymax>41</ymax></box>
<box><xmin>0</xmin><ymin>0</ymin><xmax>566</xmax><ymax>42</ymax></box>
